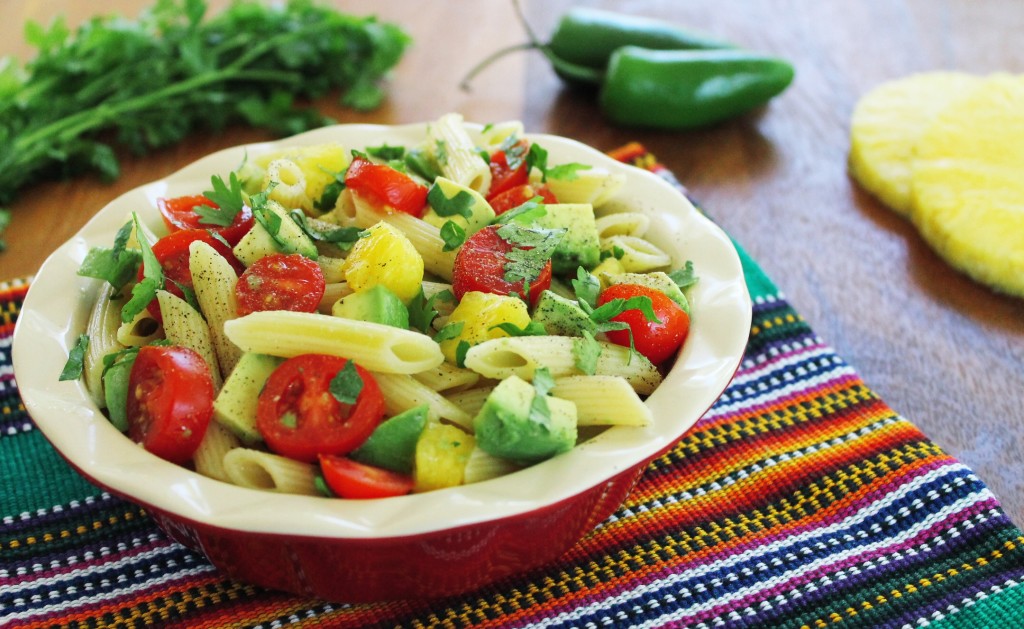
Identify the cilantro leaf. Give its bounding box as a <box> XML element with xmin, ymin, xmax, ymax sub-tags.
<box><xmin>366</xmin><ymin>144</ymin><xmax>406</xmax><ymax>161</ymax></box>
<box><xmin>590</xmin><ymin>295</ymin><xmax>660</xmax><ymax>325</ymax></box>
<box><xmin>524</xmin><ymin>142</ymin><xmax>589</xmax><ymax>182</ymax></box>
<box><xmin>439</xmin><ymin>220</ymin><xmax>466</xmax><ymax>252</ymax></box>
<box><xmin>0</xmin><ymin>209</ymin><xmax>9</xmax><ymax>251</ymax></box>
<box><xmin>546</xmin><ymin>162</ymin><xmax>591</xmax><ymax>181</ymax></box>
<box><xmin>77</xmin><ymin>219</ymin><xmax>143</xmax><ymax>294</ymax></box>
<box><xmin>496</xmin><ymin>223</ymin><xmax>565</xmax><ymax>291</ymax></box>
<box><xmin>571</xmin><ymin>267</ymin><xmax>601</xmax><ymax>311</ymax></box>
<box><xmin>527</xmin><ymin>366</ymin><xmax>555</xmax><ymax>426</ymax></box>
<box><xmin>196</xmin><ymin>172</ymin><xmax>245</xmax><ymax>226</ymax></box>
<box><xmin>330</xmin><ymin>360</ymin><xmax>364</xmax><ymax>405</ymax></box>
<box><xmin>455</xmin><ymin>340</ymin><xmax>471</xmax><ymax>368</ymax></box>
<box><xmin>434</xmin><ymin>321</ymin><xmax>464</xmax><ymax>343</ymax></box>
<box><xmin>572</xmin><ymin>331</ymin><xmax>602</xmax><ymax>375</ymax></box>
<box><xmin>314</xmin><ymin>168</ymin><xmax>347</xmax><ymax>212</ymax></box>
<box><xmin>490</xmin><ymin>321</ymin><xmax>547</xmax><ymax>337</ymax></box>
<box><xmin>407</xmin><ymin>287</ymin><xmax>438</xmax><ymax>333</ymax></box>
<box><xmin>59</xmin><ymin>334</ymin><xmax>90</xmax><ymax>381</ymax></box>
<box><xmin>120</xmin><ymin>214</ymin><xmax>163</xmax><ymax>323</ymax></box>
<box><xmin>289</xmin><ymin>209</ymin><xmax>362</xmax><ymax>249</ymax></box>
<box><xmin>668</xmin><ymin>261</ymin><xmax>699</xmax><ymax>290</ymax></box>
<box><xmin>404</xmin><ymin>149</ymin><xmax>442</xmax><ymax>182</ymax></box>
<box><xmin>427</xmin><ymin>184</ymin><xmax>475</xmax><ymax>218</ymax></box>
<box><xmin>491</xmin><ymin>196</ymin><xmax>547</xmax><ymax>226</ymax></box>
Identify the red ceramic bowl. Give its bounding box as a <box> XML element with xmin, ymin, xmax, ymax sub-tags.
<box><xmin>13</xmin><ymin>122</ymin><xmax>751</xmax><ymax>602</ymax></box>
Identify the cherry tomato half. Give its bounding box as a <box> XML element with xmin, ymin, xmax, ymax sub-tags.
<box><xmin>235</xmin><ymin>253</ymin><xmax>325</xmax><ymax>316</ymax></box>
<box><xmin>139</xmin><ymin>229</ymin><xmax>245</xmax><ymax>323</ymax></box>
<box><xmin>597</xmin><ymin>283</ymin><xmax>690</xmax><ymax>365</ymax></box>
<box><xmin>126</xmin><ymin>345</ymin><xmax>214</xmax><ymax>464</ymax></box>
<box><xmin>452</xmin><ymin>225</ymin><xmax>552</xmax><ymax>305</ymax></box>
<box><xmin>488</xmin><ymin>183</ymin><xmax>558</xmax><ymax>215</ymax></box>
<box><xmin>157</xmin><ymin>194</ymin><xmax>254</xmax><ymax>246</ymax></box>
<box><xmin>344</xmin><ymin>157</ymin><xmax>428</xmax><ymax>216</ymax></box>
<box><xmin>319</xmin><ymin>455</ymin><xmax>414</xmax><ymax>499</ymax></box>
<box><xmin>257</xmin><ymin>355</ymin><xmax>386</xmax><ymax>463</ymax></box>
<box><xmin>486</xmin><ymin>139</ymin><xmax>530</xmax><ymax>200</ymax></box>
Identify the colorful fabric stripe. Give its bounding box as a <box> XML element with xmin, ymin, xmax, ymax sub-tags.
<box><xmin>3</xmin><ymin>149</ymin><xmax>1023</xmax><ymax>628</ymax></box>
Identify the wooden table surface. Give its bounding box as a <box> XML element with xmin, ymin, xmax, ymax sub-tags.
<box><xmin>3</xmin><ymin>1</ymin><xmax>1022</xmax><ymax>524</ymax></box>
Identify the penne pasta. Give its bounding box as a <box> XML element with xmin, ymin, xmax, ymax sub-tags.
<box><xmin>83</xmin><ymin>283</ymin><xmax>126</xmax><ymax>408</ymax></box>
<box><xmin>444</xmin><ymin>385</ymin><xmax>495</xmax><ymax>419</ymax></box>
<box><xmin>594</xmin><ymin>212</ymin><xmax>651</xmax><ymax>240</ymax></box>
<box><xmin>116</xmin><ymin>307</ymin><xmax>162</xmax><ymax>347</ymax></box>
<box><xmin>263</xmin><ymin>158</ymin><xmax>312</xmax><ymax>211</ymax></box>
<box><xmin>223</xmin><ymin>448</ymin><xmax>320</xmax><ymax>495</ymax></box>
<box><xmin>462</xmin><ymin>447</ymin><xmax>522</xmax><ymax>484</ymax></box>
<box><xmin>602</xmin><ymin>234</ymin><xmax>672</xmax><ymax>273</ymax></box>
<box><xmin>428</xmin><ymin>112</ymin><xmax>492</xmax><ymax>193</ymax></box>
<box><xmin>464</xmin><ymin>336</ymin><xmax>662</xmax><ymax>395</ymax></box>
<box><xmin>223</xmin><ymin>310</ymin><xmax>444</xmax><ymax>374</ymax></box>
<box><xmin>372</xmin><ymin>372</ymin><xmax>474</xmax><ymax>431</ymax></box>
<box><xmin>189</xmin><ymin>240</ymin><xmax>243</xmax><ymax>375</ymax></box>
<box><xmin>157</xmin><ymin>290</ymin><xmax>222</xmax><ymax>390</ymax></box>
<box><xmin>413</xmin><ymin>361</ymin><xmax>481</xmax><ymax>392</ymax></box>
<box><xmin>542</xmin><ymin>168</ymin><xmax>626</xmax><ymax>207</ymax></box>
<box><xmin>552</xmin><ymin>375</ymin><xmax>652</xmax><ymax>426</ymax></box>
<box><xmin>192</xmin><ymin>421</ymin><xmax>241</xmax><ymax>482</ymax></box>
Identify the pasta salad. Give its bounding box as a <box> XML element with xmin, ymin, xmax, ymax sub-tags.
<box><xmin>62</xmin><ymin>113</ymin><xmax>698</xmax><ymax>500</ymax></box>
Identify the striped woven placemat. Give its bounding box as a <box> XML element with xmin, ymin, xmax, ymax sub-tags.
<box><xmin>3</xmin><ymin>147</ymin><xmax>1023</xmax><ymax>628</ymax></box>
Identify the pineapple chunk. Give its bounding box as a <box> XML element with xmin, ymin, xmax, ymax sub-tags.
<box><xmin>342</xmin><ymin>221</ymin><xmax>424</xmax><ymax>303</ymax></box>
<box><xmin>414</xmin><ymin>422</ymin><xmax>475</xmax><ymax>492</ymax></box>
<box><xmin>439</xmin><ymin>291</ymin><xmax>531</xmax><ymax>364</ymax></box>
<box><xmin>910</xmin><ymin>74</ymin><xmax>1024</xmax><ymax>297</ymax></box>
<box><xmin>849</xmin><ymin>72</ymin><xmax>981</xmax><ymax>216</ymax></box>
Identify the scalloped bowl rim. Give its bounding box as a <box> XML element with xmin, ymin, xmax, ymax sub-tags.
<box><xmin>13</xmin><ymin>122</ymin><xmax>751</xmax><ymax>539</ymax></box>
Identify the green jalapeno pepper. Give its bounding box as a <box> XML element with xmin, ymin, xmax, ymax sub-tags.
<box><xmin>548</xmin><ymin>7</ymin><xmax>733</xmax><ymax>82</ymax></box>
<box><xmin>599</xmin><ymin>46</ymin><xmax>795</xmax><ymax>129</ymax></box>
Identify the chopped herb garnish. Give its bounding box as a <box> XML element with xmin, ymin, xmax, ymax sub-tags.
<box><xmin>492</xmin><ymin>196</ymin><xmax>547</xmax><ymax>226</ymax></box>
<box><xmin>427</xmin><ymin>184</ymin><xmax>475</xmax><ymax>219</ymax></box>
<box><xmin>668</xmin><ymin>261</ymin><xmax>699</xmax><ymax>290</ymax></box>
<box><xmin>490</xmin><ymin>321</ymin><xmax>547</xmax><ymax>337</ymax></box>
<box><xmin>573</xmin><ymin>331</ymin><xmax>602</xmax><ymax>375</ymax></box>
<box><xmin>404</xmin><ymin>149</ymin><xmax>442</xmax><ymax>182</ymax></box>
<box><xmin>121</xmin><ymin>214</ymin><xmax>163</xmax><ymax>323</ymax></box>
<box><xmin>434</xmin><ymin>321</ymin><xmax>465</xmax><ymax>343</ymax></box>
<box><xmin>314</xmin><ymin>168</ymin><xmax>347</xmax><ymax>212</ymax></box>
<box><xmin>571</xmin><ymin>267</ymin><xmax>601</xmax><ymax>310</ymax></box>
<box><xmin>329</xmin><ymin>360</ymin><xmax>363</xmax><ymax>405</ymax></box>
<box><xmin>196</xmin><ymin>172</ymin><xmax>245</xmax><ymax>226</ymax></box>
<box><xmin>496</xmin><ymin>223</ymin><xmax>565</xmax><ymax>291</ymax></box>
<box><xmin>455</xmin><ymin>340</ymin><xmax>471</xmax><ymax>368</ymax></box>
<box><xmin>439</xmin><ymin>220</ymin><xmax>466</xmax><ymax>252</ymax></box>
<box><xmin>289</xmin><ymin>209</ymin><xmax>362</xmax><ymax>249</ymax></box>
<box><xmin>59</xmin><ymin>334</ymin><xmax>90</xmax><ymax>381</ymax></box>
<box><xmin>527</xmin><ymin>366</ymin><xmax>556</xmax><ymax>425</ymax></box>
<box><xmin>366</xmin><ymin>144</ymin><xmax>407</xmax><ymax>161</ymax></box>
<box><xmin>77</xmin><ymin>219</ymin><xmax>143</xmax><ymax>295</ymax></box>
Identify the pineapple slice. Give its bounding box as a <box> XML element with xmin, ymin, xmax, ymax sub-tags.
<box><xmin>910</xmin><ymin>73</ymin><xmax>1024</xmax><ymax>297</ymax></box>
<box><xmin>849</xmin><ymin>72</ymin><xmax>981</xmax><ymax>216</ymax></box>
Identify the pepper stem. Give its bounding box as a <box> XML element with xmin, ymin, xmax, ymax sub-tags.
<box><xmin>459</xmin><ymin>42</ymin><xmax>539</xmax><ymax>92</ymax></box>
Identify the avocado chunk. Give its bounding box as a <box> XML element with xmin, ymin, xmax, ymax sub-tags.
<box><xmin>531</xmin><ymin>290</ymin><xmax>598</xmax><ymax>337</ymax></box>
<box><xmin>213</xmin><ymin>352</ymin><xmax>284</xmax><ymax>444</ymax></box>
<box><xmin>534</xmin><ymin>203</ymin><xmax>601</xmax><ymax>274</ymax></box>
<box><xmin>332</xmin><ymin>284</ymin><xmax>410</xmax><ymax>328</ymax></box>
<box><xmin>350</xmin><ymin>405</ymin><xmax>429</xmax><ymax>474</ymax></box>
<box><xmin>604</xmin><ymin>271</ymin><xmax>690</xmax><ymax>314</ymax></box>
<box><xmin>473</xmin><ymin>375</ymin><xmax>578</xmax><ymax>465</ymax></box>
<box><xmin>232</xmin><ymin>200</ymin><xmax>318</xmax><ymax>266</ymax></box>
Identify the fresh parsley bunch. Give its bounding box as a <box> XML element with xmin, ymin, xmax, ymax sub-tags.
<box><xmin>0</xmin><ymin>0</ymin><xmax>410</xmax><ymax>241</ymax></box>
